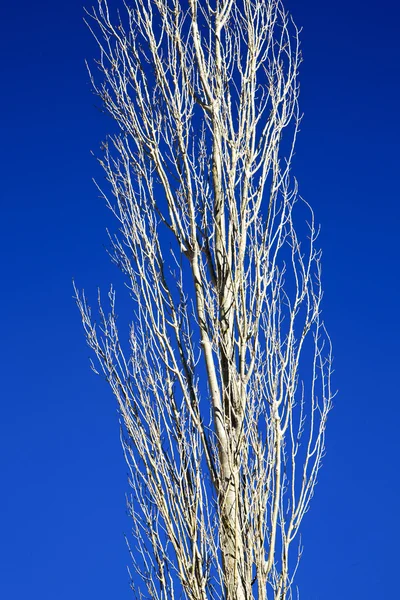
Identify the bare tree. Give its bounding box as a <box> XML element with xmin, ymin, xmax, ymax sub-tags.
<box><xmin>75</xmin><ymin>1</ymin><xmax>333</xmax><ymax>599</ymax></box>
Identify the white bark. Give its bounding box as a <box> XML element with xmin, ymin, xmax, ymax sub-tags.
<box><xmin>75</xmin><ymin>2</ymin><xmax>333</xmax><ymax>599</ymax></box>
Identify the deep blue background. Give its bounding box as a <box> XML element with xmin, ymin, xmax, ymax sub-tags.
<box><xmin>1</xmin><ymin>0</ymin><xmax>399</xmax><ymax>598</ymax></box>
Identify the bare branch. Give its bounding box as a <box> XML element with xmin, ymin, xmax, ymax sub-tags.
<box><xmin>76</xmin><ymin>2</ymin><xmax>333</xmax><ymax>599</ymax></box>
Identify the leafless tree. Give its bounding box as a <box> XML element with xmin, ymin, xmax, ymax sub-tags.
<box><xmin>75</xmin><ymin>1</ymin><xmax>333</xmax><ymax>599</ymax></box>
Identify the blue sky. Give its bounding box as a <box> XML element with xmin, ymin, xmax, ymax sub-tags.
<box><xmin>1</xmin><ymin>0</ymin><xmax>399</xmax><ymax>598</ymax></box>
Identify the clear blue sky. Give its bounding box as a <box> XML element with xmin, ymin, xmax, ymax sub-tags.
<box><xmin>1</xmin><ymin>0</ymin><xmax>399</xmax><ymax>598</ymax></box>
